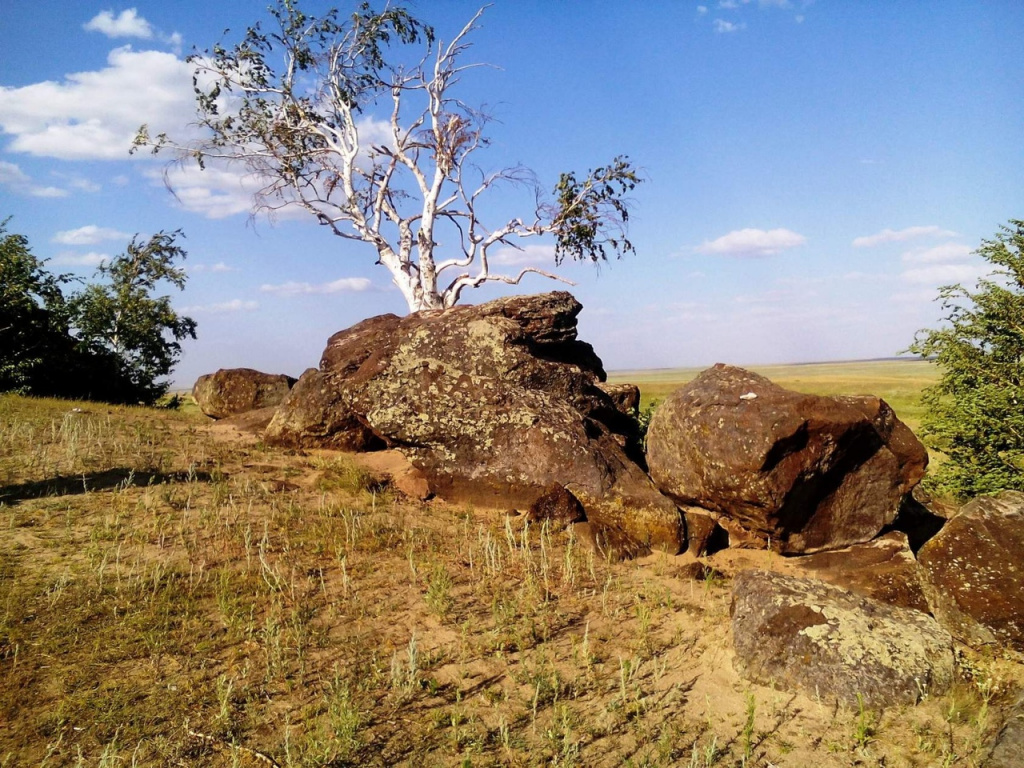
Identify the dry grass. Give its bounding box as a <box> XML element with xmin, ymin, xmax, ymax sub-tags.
<box><xmin>1</xmin><ymin>392</ymin><xmax>1021</xmax><ymax>767</ymax></box>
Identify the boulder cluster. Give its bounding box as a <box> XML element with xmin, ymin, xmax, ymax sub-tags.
<box><xmin>194</xmin><ymin>291</ymin><xmax>1024</xmax><ymax>715</ymax></box>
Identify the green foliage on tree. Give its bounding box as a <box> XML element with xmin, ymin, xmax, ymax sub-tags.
<box><xmin>0</xmin><ymin>220</ymin><xmax>197</xmax><ymax>405</ymax></box>
<box><xmin>909</xmin><ymin>219</ymin><xmax>1024</xmax><ymax>498</ymax></box>
<box><xmin>69</xmin><ymin>231</ymin><xmax>198</xmax><ymax>405</ymax></box>
<box><xmin>0</xmin><ymin>218</ymin><xmax>75</xmax><ymax>394</ymax></box>
<box><xmin>135</xmin><ymin>1</ymin><xmax>641</xmax><ymax>312</ymax></box>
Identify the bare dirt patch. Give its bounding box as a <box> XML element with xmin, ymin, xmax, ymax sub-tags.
<box><xmin>1</xmin><ymin>393</ymin><xmax>1021</xmax><ymax>766</ymax></box>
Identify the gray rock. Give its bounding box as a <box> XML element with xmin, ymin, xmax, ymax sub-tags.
<box><xmin>731</xmin><ymin>570</ymin><xmax>953</xmax><ymax>708</ymax></box>
<box><xmin>986</xmin><ymin>695</ymin><xmax>1024</xmax><ymax>768</ymax></box>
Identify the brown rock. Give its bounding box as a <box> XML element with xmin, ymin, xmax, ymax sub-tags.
<box><xmin>598</xmin><ymin>383</ymin><xmax>641</xmax><ymax>417</ymax></box>
<box><xmin>918</xmin><ymin>491</ymin><xmax>1024</xmax><ymax>651</ymax></box>
<box><xmin>795</xmin><ymin>531</ymin><xmax>929</xmax><ymax>612</ymax></box>
<box><xmin>731</xmin><ymin>570</ymin><xmax>953</xmax><ymax>708</ymax></box>
<box><xmin>647</xmin><ymin>364</ymin><xmax>927</xmax><ymax>554</ymax></box>
<box><xmin>683</xmin><ymin>507</ymin><xmax>728</xmax><ymax>557</ymax></box>
<box><xmin>527</xmin><ymin>484</ymin><xmax>587</xmax><ymax>529</ymax></box>
<box><xmin>193</xmin><ymin>368</ymin><xmax>296</xmax><ymax>419</ymax></box>
<box><xmin>266</xmin><ymin>292</ymin><xmax>684</xmax><ymax>557</ymax></box>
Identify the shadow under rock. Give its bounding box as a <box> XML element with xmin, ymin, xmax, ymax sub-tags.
<box><xmin>0</xmin><ymin>468</ymin><xmax>215</xmax><ymax>505</ymax></box>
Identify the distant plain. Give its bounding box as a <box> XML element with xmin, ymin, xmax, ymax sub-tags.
<box><xmin>609</xmin><ymin>359</ymin><xmax>938</xmax><ymax>434</ymax></box>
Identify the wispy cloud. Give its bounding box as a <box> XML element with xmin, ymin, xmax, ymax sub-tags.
<box><xmin>179</xmin><ymin>299</ymin><xmax>259</xmax><ymax>314</ymax></box>
<box><xmin>901</xmin><ymin>243</ymin><xmax>973</xmax><ymax>264</ymax></box>
<box><xmin>713</xmin><ymin>19</ymin><xmax>744</xmax><ymax>33</ymax></box>
<box><xmin>188</xmin><ymin>261</ymin><xmax>238</xmax><ymax>274</ymax></box>
<box><xmin>488</xmin><ymin>244</ymin><xmax>556</xmax><ymax>266</ymax></box>
<box><xmin>901</xmin><ymin>263</ymin><xmax>983</xmax><ymax>286</ymax></box>
<box><xmin>696</xmin><ymin>227</ymin><xmax>806</xmax><ymax>257</ymax></box>
<box><xmin>0</xmin><ymin>160</ymin><xmax>67</xmax><ymax>197</ymax></box>
<box><xmin>83</xmin><ymin>9</ymin><xmax>154</xmax><ymax>39</ymax></box>
<box><xmin>52</xmin><ymin>225</ymin><xmax>130</xmax><ymax>245</ymax></box>
<box><xmin>852</xmin><ymin>225</ymin><xmax>957</xmax><ymax>248</ymax></box>
<box><xmin>260</xmin><ymin>277</ymin><xmax>373</xmax><ymax>296</ymax></box>
<box><xmin>53</xmin><ymin>251</ymin><xmax>109</xmax><ymax>267</ymax></box>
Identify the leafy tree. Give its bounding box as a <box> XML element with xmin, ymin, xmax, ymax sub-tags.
<box><xmin>135</xmin><ymin>1</ymin><xmax>641</xmax><ymax>312</ymax></box>
<box><xmin>0</xmin><ymin>218</ymin><xmax>75</xmax><ymax>394</ymax></box>
<box><xmin>909</xmin><ymin>219</ymin><xmax>1024</xmax><ymax>498</ymax></box>
<box><xmin>70</xmin><ymin>231</ymin><xmax>198</xmax><ymax>404</ymax></box>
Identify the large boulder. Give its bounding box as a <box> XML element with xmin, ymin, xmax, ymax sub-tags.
<box><xmin>193</xmin><ymin>368</ymin><xmax>296</xmax><ymax>419</ymax></box>
<box><xmin>731</xmin><ymin>570</ymin><xmax>953</xmax><ymax>708</ymax></box>
<box><xmin>794</xmin><ymin>531</ymin><xmax>929</xmax><ymax>612</ymax></box>
<box><xmin>266</xmin><ymin>292</ymin><xmax>684</xmax><ymax>556</ymax></box>
<box><xmin>918</xmin><ymin>491</ymin><xmax>1024</xmax><ymax>651</ymax></box>
<box><xmin>647</xmin><ymin>364</ymin><xmax>927</xmax><ymax>553</ymax></box>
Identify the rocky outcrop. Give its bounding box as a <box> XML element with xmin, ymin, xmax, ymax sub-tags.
<box><xmin>918</xmin><ymin>491</ymin><xmax>1024</xmax><ymax>651</ymax></box>
<box><xmin>266</xmin><ymin>292</ymin><xmax>684</xmax><ymax>557</ymax></box>
<box><xmin>193</xmin><ymin>368</ymin><xmax>296</xmax><ymax>419</ymax></box>
<box><xmin>795</xmin><ymin>531</ymin><xmax>929</xmax><ymax>612</ymax></box>
<box><xmin>598</xmin><ymin>383</ymin><xmax>641</xmax><ymax>417</ymax></box>
<box><xmin>731</xmin><ymin>570</ymin><xmax>953</xmax><ymax>708</ymax></box>
<box><xmin>647</xmin><ymin>364</ymin><xmax>927</xmax><ymax>553</ymax></box>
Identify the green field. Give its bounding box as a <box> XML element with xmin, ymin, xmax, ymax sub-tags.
<box><xmin>608</xmin><ymin>358</ymin><xmax>939</xmax><ymax>434</ymax></box>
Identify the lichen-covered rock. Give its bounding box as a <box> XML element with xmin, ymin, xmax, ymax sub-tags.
<box><xmin>266</xmin><ymin>292</ymin><xmax>684</xmax><ymax>557</ymax></box>
<box><xmin>918</xmin><ymin>491</ymin><xmax>1024</xmax><ymax>651</ymax></box>
<box><xmin>647</xmin><ymin>364</ymin><xmax>927</xmax><ymax>553</ymax></box>
<box><xmin>795</xmin><ymin>531</ymin><xmax>929</xmax><ymax>612</ymax></box>
<box><xmin>731</xmin><ymin>570</ymin><xmax>953</xmax><ymax>708</ymax></box>
<box><xmin>193</xmin><ymin>368</ymin><xmax>296</xmax><ymax>419</ymax></box>
<box><xmin>598</xmin><ymin>382</ymin><xmax>641</xmax><ymax>418</ymax></box>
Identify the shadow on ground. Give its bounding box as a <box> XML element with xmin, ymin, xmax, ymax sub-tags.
<box><xmin>0</xmin><ymin>468</ymin><xmax>216</xmax><ymax>505</ymax></box>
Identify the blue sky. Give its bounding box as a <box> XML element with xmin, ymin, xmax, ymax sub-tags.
<box><xmin>2</xmin><ymin>1</ymin><xmax>1022</xmax><ymax>387</ymax></box>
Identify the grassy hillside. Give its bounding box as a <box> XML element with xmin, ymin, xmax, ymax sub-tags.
<box><xmin>1</xmin><ymin>390</ymin><xmax>1019</xmax><ymax>767</ymax></box>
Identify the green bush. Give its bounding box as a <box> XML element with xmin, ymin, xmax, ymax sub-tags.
<box><xmin>909</xmin><ymin>219</ymin><xmax>1024</xmax><ymax>498</ymax></box>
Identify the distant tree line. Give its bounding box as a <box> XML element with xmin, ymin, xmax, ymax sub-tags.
<box><xmin>0</xmin><ymin>218</ymin><xmax>196</xmax><ymax>405</ymax></box>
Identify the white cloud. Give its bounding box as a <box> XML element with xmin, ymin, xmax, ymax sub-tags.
<box><xmin>696</xmin><ymin>227</ymin><xmax>806</xmax><ymax>257</ymax></box>
<box><xmin>69</xmin><ymin>177</ymin><xmax>102</xmax><ymax>193</ymax></box>
<box><xmin>488</xmin><ymin>243</ymin><xmax>556</xmax><ymax>266</ymax></box>
<box><xmin>0</xmin><ymin>46</ymin><xmax>193</xmax><ymax>160</ymax></box>
<box><xmin>852</xmin><ymin>225</ymin><xmax>957</xmax><ymax>248</ymax></box>
<box><xmin>152</xmin><ymin>162</ymin><xmax>262</xmax><ymax>219</ymax></box>
<box><xmin>52</xmin><ymin>225</ymin><xmax>130</xmax><ymax>245</ymax></box>
<box><xmin>179</xmin><ymin>299</ymin><xmax>259</xmax><ymax>314</ymax></box>
<box><xmin>901</xmin><ymin>243</ymin><xmax>973</xmax><ymax>264</ymax></box>
<box><xmin>53</xmin><ymin>251</ymin><xmax>109</xmax><ymax>267</ymax></box>
<box><xmin>260</xmin><ymin>277</ymin><xmax>374</xmax><ymax>296</ymax></box>
<box><xmin>0</xmin><ymin>160</ymin><xmax>67</xmax><ymax>197</ymax></box>
<box><xmin>162</xmin><ymin>31</ymin><xmax>184</xmax><ymax>55</ymax></box>
<box><xmin>189</xmin><ymin>261</ymin><xmax>238</xmax><ymax>274</ymax></box>
<box><xmin>713</xmin><ymin>19</ymin><xmax>744</xmax><ymax>33</ymax></box>
<box><xmin>697</xmin><ymin>5</ymin><xmax>709</xmax><ymax>15</ymax></box>
<box><xmin>83</xmin><ymin>9</ymin><xmax>153</xmax><ymax>39</ymax></box>
<box><xmin>901</xmin><ymin>263</ymin><xmax>983</xmax><ymax>286</ymax></box>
